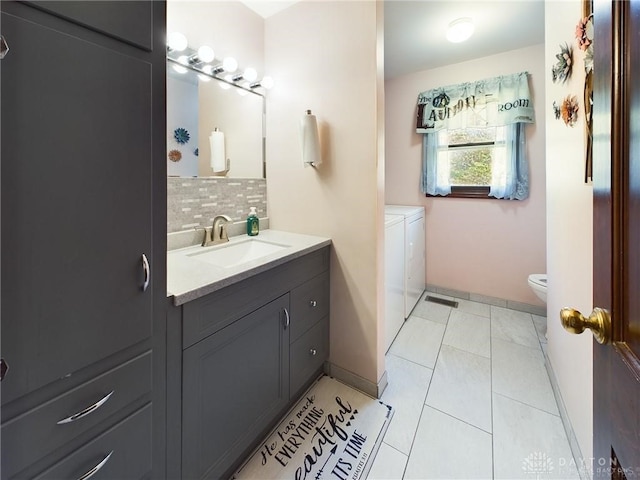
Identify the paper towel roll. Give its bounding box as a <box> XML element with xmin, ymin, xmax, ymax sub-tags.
<box><xmin>209</xmin><ymin>130</ymin><xmax>226</xmax><ymax>173</ymax></box>
<box><xmin>300</xmin><ymin>111</ymin><xmax>321</xmax><ymax>167</ymax></box>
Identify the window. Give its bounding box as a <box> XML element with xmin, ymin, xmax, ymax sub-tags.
<box><xmin>416</xmin><ymin>72</ymin><xmax>533</xmax><ymax>200</ymax></box>
<box><xmin>434</xmin><ymin>126</ymin><xmax>506</xmax><ymax>198</ymax></box>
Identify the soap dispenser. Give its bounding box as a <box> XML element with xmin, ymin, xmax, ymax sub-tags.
<box><xmin>247</xmin><ymin>207</ymin><xmax>259</xmax><ymax>236</ymax></box>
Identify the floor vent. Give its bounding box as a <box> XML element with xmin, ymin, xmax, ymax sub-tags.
<box><xmin>426</xmin><ymin>296</ymin><xmax>459</xmax><ymax>308</ymax></box>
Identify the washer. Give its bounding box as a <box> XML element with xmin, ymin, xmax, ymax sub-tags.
<box><xmin>385</xmin><ymin>214</ymin><xmax>405</xmax><ymax>351</ymax></box>
<box><xmin>385</xmin><ymin>205</ymin><xmax>426</xmax><ymax>318</ymax></box>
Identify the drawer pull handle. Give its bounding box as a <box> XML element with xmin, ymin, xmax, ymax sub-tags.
<box><xmin>77</xmin><ymin>451</ymin><xmax>113</xmax><ymax>480</ymax></box>
<box><xmin>142</xmin><ymin>253</ymin><xmax>150</xmax><ymax>292</ymax></box>
<box><xmin>57</xmin><ymin>391</ymin><xmax>114</xmax><ymax>425</ymax></box>
<box><xmin>310</xmin><ymin>348</ymin><xmax>317</xmax><ymax>356</ymax></box>
<box><xmin>309</xmin><ymin>300</ymin><xmax>317</xmax><ymax>308</ymax></box>
<box><xmin>283</xmin><ymin>308</ymin><xmax>290</xmax><ymax>329</ymax></box>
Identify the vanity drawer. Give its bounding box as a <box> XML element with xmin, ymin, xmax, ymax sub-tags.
<box><xmin>33</xmin><ymin>404</ymin><xmax>152</xmax><ymax>480</ymax></box>
<box><xmin>1</xmin><ymin>352</ymin><xmax>151</xmax><ymax>479</ymax></box>
<box><xmin>290</xmin><ymin>271</ymin><xmax>329</xmax><ymax>342</ymax></box>
<box><xmin>290</xmin><ymin>316</ymin><xmax>329</xmax><ymax>396</ymax></box>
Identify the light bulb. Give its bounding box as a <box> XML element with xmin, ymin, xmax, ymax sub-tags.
<box><xmin>261</xmin><ymin>76</ymin><xmax>274</xmax><ymax>89</ymax></box>
<box><xmin>243</xmin><ymin>67</ymin><xmax>258</xmax><ymax>82</ymax></box>
<box><xmin>167</xmin><ymin>32</ymin><xmax>188</xmax><ymax>51</ymax></box>
<box><xmin>172</xmin><ymin>64</ymin><xmax>188</xmax><ymax>74</ymax></box>
<box><xmin>198</xmin><ymin>74</ymin><xmax>211</xmax><ymax>82</ymax></box>
<box><xmin>201</xmin><ymin>65</ymin><xmax>213</xmax><ymax>75</ymax></box>
<box><xmin>237</xmin><ymin>88</ymin><xmax>249</xmax><ymax>96</ymax></box>
<box><xmin>223</xmin><ymin>57</ymin><xmax>238</xmax><ymax>73</ymax></box>
<box><xmin>446</xmin><ymin>18</ymin><xmax>474</xmax><ymax>43</ymax></box>
<box><xmin>177</xmin><ymin>55</ymin><xmax>189</xmax><ymax>66</ymax></box>
<box><xmin>197</xmin><ymin>45</ymin><xmax>215</xmax><ymax>63</ymax></box>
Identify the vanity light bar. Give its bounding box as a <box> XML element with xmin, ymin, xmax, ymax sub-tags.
<box><xmin>166</xmin><ymin>32</ymin><xmax>273</xmax><ymax>91</ymax></box>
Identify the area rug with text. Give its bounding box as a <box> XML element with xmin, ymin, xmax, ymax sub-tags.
<box><xmin>233</xmin><ymin>375</ymin><xmax>393</xmax><ymax>480</ymax></box>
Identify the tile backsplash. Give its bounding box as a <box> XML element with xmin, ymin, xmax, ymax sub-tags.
<box><xmin>168</xmin><ymin>177</ymin><xmax>267</xmax><ymax>233</ymax></box>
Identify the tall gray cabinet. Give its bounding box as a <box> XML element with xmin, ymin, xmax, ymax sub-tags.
<box><xmin>0</xmin><ymin>1</ymin><xmax>167</xmax><ymax>478</ymax></box>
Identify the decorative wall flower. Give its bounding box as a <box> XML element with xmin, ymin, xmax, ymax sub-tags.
<box><xmin>553</xmin><ymin>102</ymin><xmax>561</xmax><ymax>120</ymax></box>
<box><xmin>173</xmin><ymin>127</ymin><xmax>190</xmax><ymax>145</ymax></box>
<box><xmin>194</xmin><ymin>148</ymin><xmax>199</xmax><ymax>157</ymax></box>
<box><xmin>168</xmin><ymin>149</ymin><xmax>182</xmax><ymax>162</ymax></box>
<box><xmin>560</xmin><ymin>95</ymin><xmax>579</xmax><ymax>127</ymax></box>
<box><xmin>575</xmin><ymin>15</ymin><xmax>593</xmax><ymax>51</ymax></box>
<box><xmin>552</xmin><ymin>43</ymin><xmax>573</xmax><ymax>84</ymax></box>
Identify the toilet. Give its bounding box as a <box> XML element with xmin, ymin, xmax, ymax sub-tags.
<box><xmin>528</xmin><ymin>274</ymin><xmax>547</xmax><ymax>304</ymax></box>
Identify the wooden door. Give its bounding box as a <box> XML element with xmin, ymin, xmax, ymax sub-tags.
<box><xmin>592</xmin><ymin>0</ymin><xmax>640</xmax><ymax>476</ymax></box>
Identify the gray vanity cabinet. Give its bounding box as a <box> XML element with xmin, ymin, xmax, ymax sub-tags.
<box><xmin>182</xmin><ymin>294</ymin><xmax>290</xmax><ymax>480</ymax></box>
<box><xmin>167</xmin><ymin>246</ymin><xmax>330</xmax><ymax>480</ymax></box>
<box><xmin>0</xmin><ymin>2</ymin><xmax>166</xmax><ymax>479</ymax></box>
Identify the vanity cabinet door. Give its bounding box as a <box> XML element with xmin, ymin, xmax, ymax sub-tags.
<box><xmin>182</xmin><ymin>294</ymin><xmax>291</xmax><ymax>480</ymax></box>
<box><xmin>0</xmin><ymin>4</ymin><xmax>159</xmax><ymax>405</ymax></box>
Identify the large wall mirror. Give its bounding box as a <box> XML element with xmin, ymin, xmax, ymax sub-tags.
<box><xmin>167</xmin><ymin>1</ymin><xmax>266</xmax><ymax>179</ymax></box>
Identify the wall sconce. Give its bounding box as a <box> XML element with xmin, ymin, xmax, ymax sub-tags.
<box><xmin>167</xmin><ymin>31</ymin><xmax>188</xmax><ymax>52</ymax></box>
<box><xmin>300</xmin><ymin>110</ymin><xmax>321</xmax><ymax>168</ymax></box>
<box><xmin>250</xmin><ymin>76</ymin><xmax>275</xmax><ymax>90</ymax></box>
<box><xmin>188</xmin><ymin>45</ymin><xmax>215</xmax><ymax>65</ymax></box>
<box><xmin>232</xmin><ymin>67</ymin><xmax>258</xmax><ymax>83</ymax></box>
<box><xmin>211</xmin><ymin>57</ymin><xmax>239</xmax><ymax>75</ymax></box>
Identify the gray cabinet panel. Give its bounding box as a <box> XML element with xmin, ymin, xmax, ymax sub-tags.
<box><xmin>1</xmin><ymin>352</ymin><xmax>151</xmax><ymax>479</ymax></box>
<box><xmin>182</xmin><ymin>294</ymin><xmax>290</xmax><ymax>480</ymax></box>
<box><xmin>183</xmin><ymin>248</ymin><xmax>329</xmax><ymax>349</ymax></box>
<box><xmin>25</xmin><ymin>1</ymin><xmax>153</xmax><ymax>50</ymax></box>
<box><xmin>290</xmin><ymin>316</ymin><xmax>329</xmax><ymax>396</ymax></box>
<box><xmin>1</xmin><ymin>11</ymin><xmax>153</xmax><ymax>404</ymax></box>
<box><xmin>33</xmin><ymin>405</ymin><xmax>152</xmax><ymax>480</ymax></box>
<box><xmin>290</xmin><ymin>271</ymin><xmax>330</xmax><ymax>342</ymax></box>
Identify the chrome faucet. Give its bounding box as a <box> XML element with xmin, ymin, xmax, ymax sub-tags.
<box><xmin>202</xmin><ymin>215</ymin><xmax>232</xmax><ymax>247</ymax></box>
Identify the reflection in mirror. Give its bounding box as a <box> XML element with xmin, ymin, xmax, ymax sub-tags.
<box><xmin>167</xmin><ymin>59</ymin><xmax>265</xmax><ymax>179</ymax></box>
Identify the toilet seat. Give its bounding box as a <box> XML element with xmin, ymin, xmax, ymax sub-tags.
<box><xmin>528</xmin><ymin>274</ymin><xmax>547</xmax><ymax>287</ymax></box>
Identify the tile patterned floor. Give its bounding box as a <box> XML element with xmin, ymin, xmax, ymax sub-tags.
<box><xmin>367</xmin><ymin>292</ymin><xmax>579</xmax><ymax>480</ymax></box>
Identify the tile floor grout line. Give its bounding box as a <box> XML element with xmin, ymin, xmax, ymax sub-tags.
<box><xmin>489</xmin><ymin>304</ymin><xmax>496</xmax><ymax>480</ymax></box>
<box><xmin>400</xmin><ymin>304</ymin><xmax>452</xmax><ymax>480</ymax></box>
<box><xmin>492</xmin><ymin>391</ymin><xmax>562</xmax><ymax>418</ymax></box>
<box><xmin>424</xmin><ymin>404</ymin><xmax>494</xmax><ymax>436</ymax></box>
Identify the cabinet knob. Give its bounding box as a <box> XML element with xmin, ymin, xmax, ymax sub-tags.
<box><xmin>0</xmin><ymin>358</ymin><xmax>8</xmax><ymax>381</ymax></box>
<box><xmin>309</xmin><ymin>348</ymin><xmax>317</xmax><ymax>356</ymax></box>
<box><xmin>0</xmin><ymin>36</ymin><xmax>8</xmax><ymax>60</ymax></box>
<box><xmin>309</xmin><ymin>300</ymin><xmax>317</xmax><ymax>308</ymax></box>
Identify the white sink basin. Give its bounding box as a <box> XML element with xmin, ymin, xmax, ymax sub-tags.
<box><xmin>187</xmin><ymin>238</ymin><xmax>290</xmax><ymax>269</ymax></box>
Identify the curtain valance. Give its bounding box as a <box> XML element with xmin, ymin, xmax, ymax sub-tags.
<box><xmin>416</xmin><ymin>71</ymin><xmax>534</xmax><ymax>133</ymax></box>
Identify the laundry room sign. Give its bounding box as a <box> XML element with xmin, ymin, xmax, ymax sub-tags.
<box><xmin>233</xmin><ymin>376</ymin><xmax>393</xmax><ymax>480</ymax></box>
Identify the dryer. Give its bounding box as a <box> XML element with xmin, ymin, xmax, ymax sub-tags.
<box><xmin>385</xmin><ymin>205</ymin><xmax>426</xmax><ymax>318</ymax></box>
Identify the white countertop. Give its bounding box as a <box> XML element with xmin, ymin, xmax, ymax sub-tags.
<box><xmin>167</xmin><ymin>229</ymin><xmax>331</xmax><ymax>306</ymax></box>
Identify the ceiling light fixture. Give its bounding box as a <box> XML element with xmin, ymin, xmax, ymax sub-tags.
<box><xmin>446</xmin><ymin>17</ymin><xmax>475</xmax><ymax>43</ymax></box>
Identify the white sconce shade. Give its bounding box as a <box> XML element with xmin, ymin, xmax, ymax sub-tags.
<box><xmin>446</xmin><ymin>18</ymin><xmax>475</xmax><ymax>43</ymax></box>
<box><xmin>197</xmin><ymin>45</ymin><xmax>215</xmax><ymax>63</ymax></box>
<box><xmin>167</xmin><ymin>31</ymin><xmax>188</xmax><ymax>51</ymax></box>
<box><xmin>300</xmin><ymin>110</ymin><xmax>321</xmax><ymax>167</ymax></box>
<box><xmin>261</xmin><ymin>76</ymin><xmax>275</xmax><ymax>89</ymax></box>
<box><xmin>223</xmin><ymin>57</ymin><xmax>238</xmax><ymax>73</ymax></box>
<box><xmin>243</xmin><ymin>67</ymin><xmax>258</xmax><ymax>82</ymax></box>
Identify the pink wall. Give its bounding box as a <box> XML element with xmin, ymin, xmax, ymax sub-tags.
<box><xmin>265</xmin><ymin>1</ymin><xmax>385</xmax><ymax>392</ymax></box>
<box><xmin>385</xmin><ymin>44</ymin><xmax>546</xmax><ymax>305</ymax></box>
<box><xmin>545</xmin><ymin>0</ymin><xmax>593</xmax><ymax>463</ymax></box>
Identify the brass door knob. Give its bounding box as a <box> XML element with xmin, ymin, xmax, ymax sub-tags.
<box><xmin>560</xmin><ymin>307</ymin><xmax>612</xmax><ymax>344</ymax></box>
